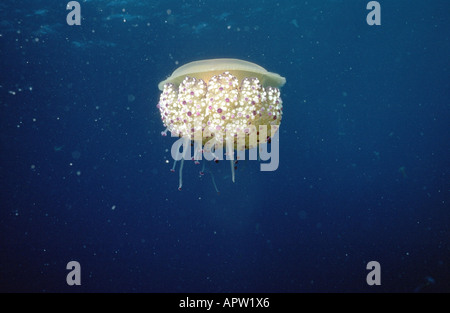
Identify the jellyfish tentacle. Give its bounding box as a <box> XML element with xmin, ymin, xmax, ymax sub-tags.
<box><xmin>171</xmin><ymin>160</ymin><xmax>177</xmax><ymax>172</ymax></box>
<box><xmin>178</xmin><ymin>158</ymin><xmax>184</xmax><ymax>191</ymax></box>
<box><xmin>171</xmin><ymin>145</ymin><xmax>181</xmax><ymax>172</ymax></box>
<box><xmin>178</xmin><ymin>138</ymin><xmax>190</xmax><ymax>190</ymax></box>
<box><xmin>193</xmin><ymin>141</ymin><xmax>202</xmax><ymax>164</ymax></box>
<box><xmin>230</xmin><ymin>159</ymin><xmax>235</xmax><ymax>183</ymax></box>
<box><xmin>209</xmin><ymin>169</ymin><xmax>220</xmax><ymax>195</ymax></box>
<box><xmin>161</xmin><ymin>128</ymin><xmax>169</xmax><ymax>137</ymax></box>
<box><xmin>199</xmin><ymin>161</ymin><xmax>206</xmax><ymax>176</ymax></box>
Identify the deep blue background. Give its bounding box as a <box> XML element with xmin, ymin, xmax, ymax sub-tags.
<box><xmin>0</xmin><ymin>0</ymin><xmax>449</xmax><ymax>292</ymax></box>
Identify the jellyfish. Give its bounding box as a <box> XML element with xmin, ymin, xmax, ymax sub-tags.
<box><xmin>398</xmin><ymin>166</ymin><xmax>407</xmax><ymax>178</ymax></box>
<box><xmin>156</xmin><ymin>58</ymin><xmax>286</xmax><ymax>190</ymax></box>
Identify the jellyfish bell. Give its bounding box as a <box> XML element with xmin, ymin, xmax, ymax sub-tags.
<box><xmin>157</xmin><ymin>58</ymin><xmax>286</xmax><ymax>190</ymax></box>
<box><xmin>158</xmin><ymin>58</ymin><xmax>286</xmax><ymax>91</ymax></box>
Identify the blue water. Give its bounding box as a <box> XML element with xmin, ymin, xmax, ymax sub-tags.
<box><xmin>0</xmin><ymin>0</ymin><xmax>449</xmax><ymax>292</ymax></box>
